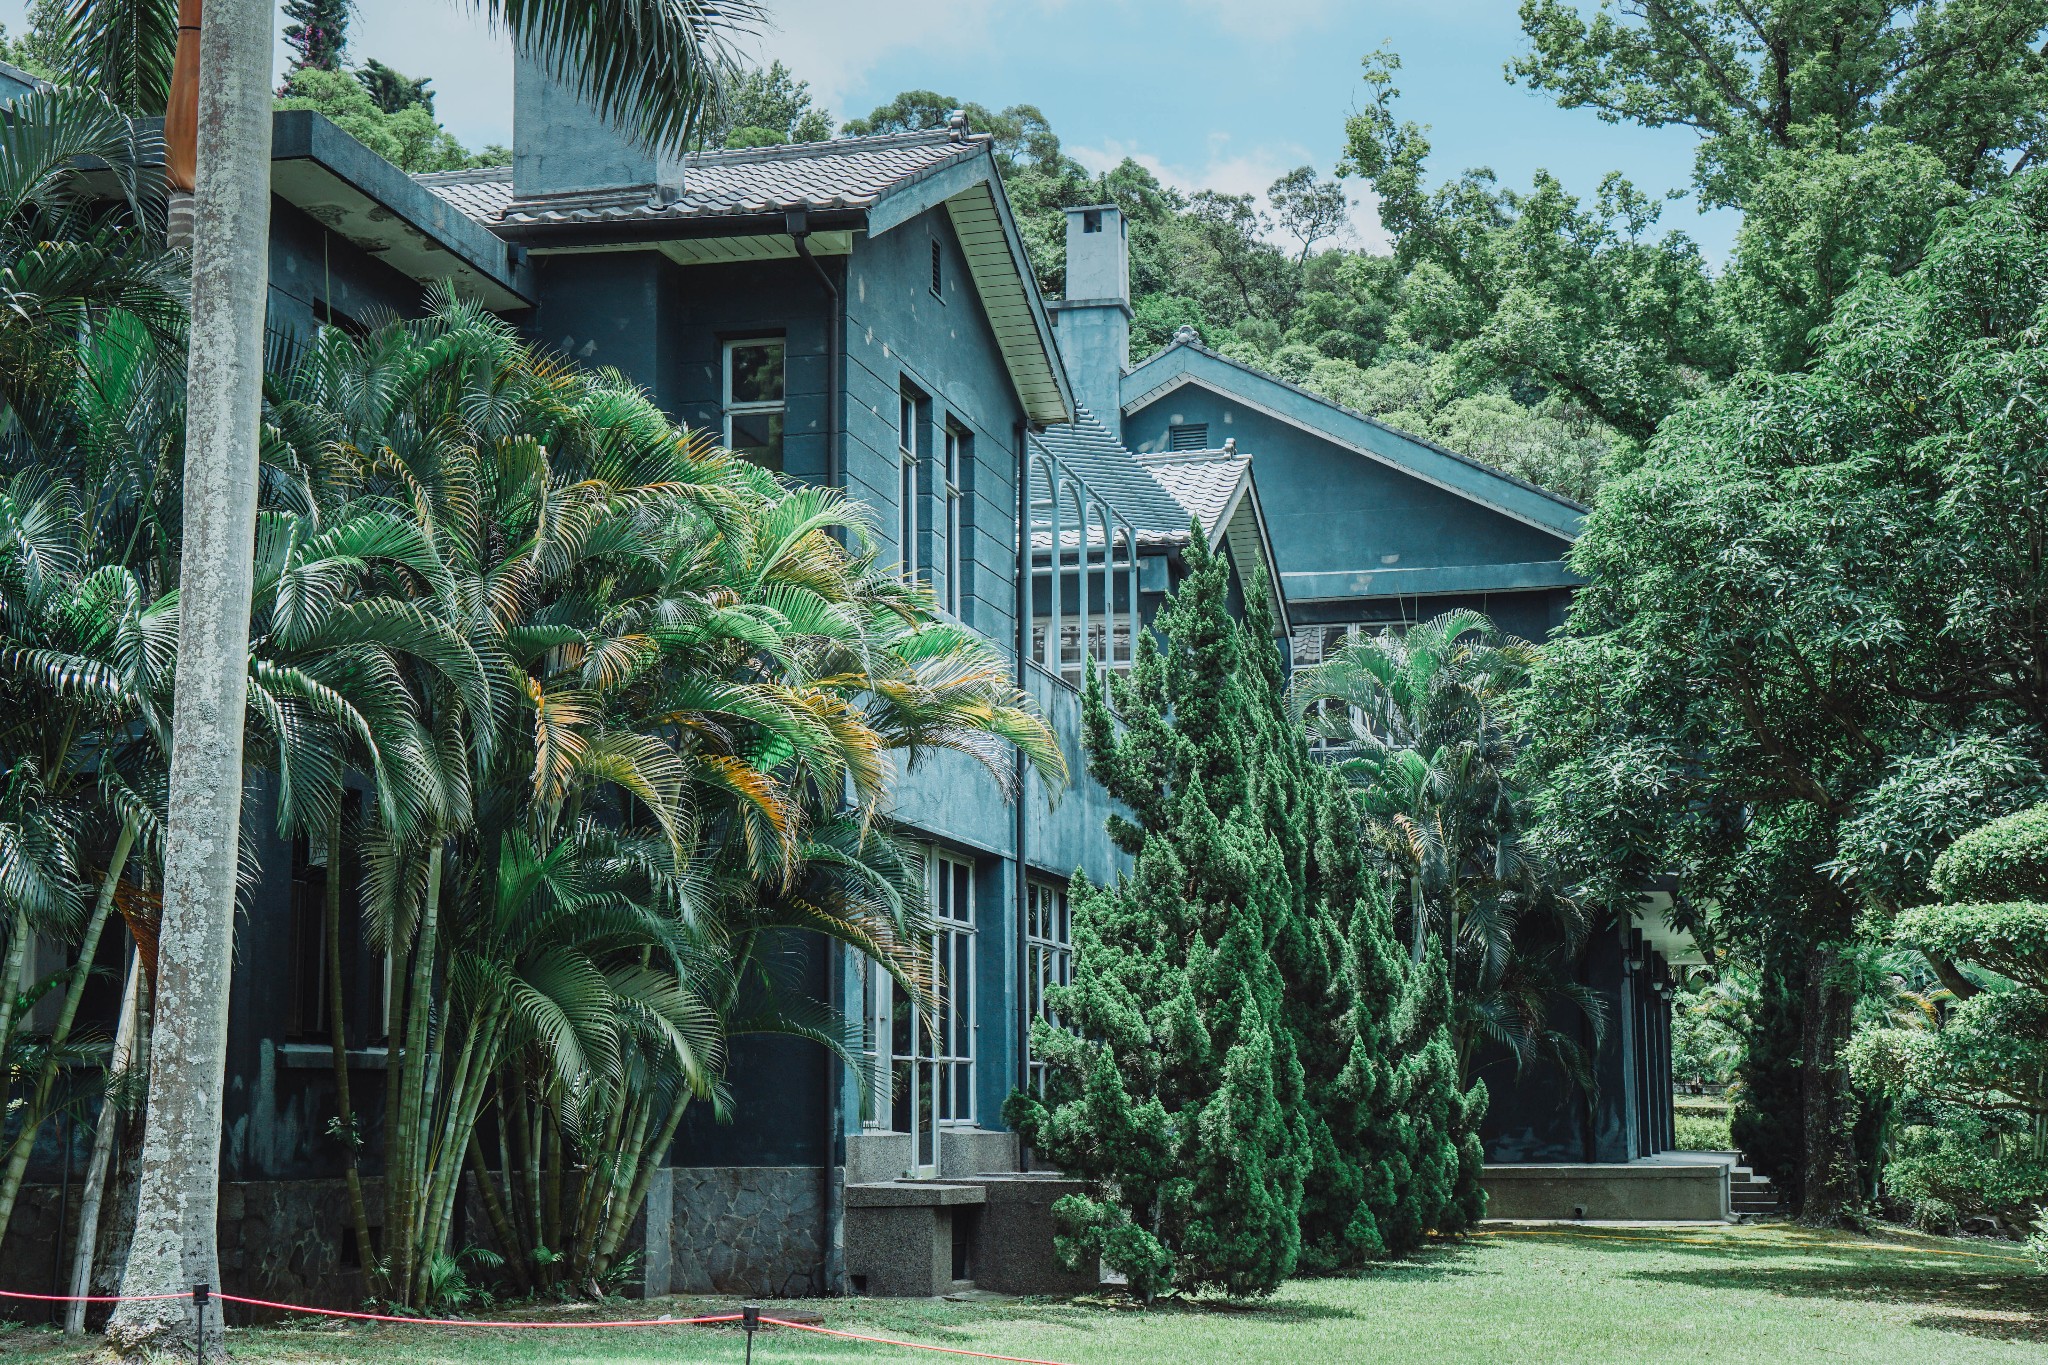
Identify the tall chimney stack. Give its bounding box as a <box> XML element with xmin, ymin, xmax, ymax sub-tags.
<box><xmin>1051</xmin><ymin>204</ymin><xmax>1131</xmax><ymax>439</ymax></box>
<box><xmin>512</xmin><ymin>49</ymin><xmax>685</xmax><ymax>201</ymax></box>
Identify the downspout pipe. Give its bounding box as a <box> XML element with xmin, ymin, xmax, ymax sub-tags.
<box><xmin>787</xmin><ymin>207</ymin><xmax>844</xmax><ymax>494</ymax></box>
<box><xmin>1013</xmin><ymin>418</ymin><xmax>1032</xmax><ymax>1167</ymax></box>
<box><xmin>790</xmin><ymin>205</ymin><xmax>848</xmax><ymax>1291</ymax></box>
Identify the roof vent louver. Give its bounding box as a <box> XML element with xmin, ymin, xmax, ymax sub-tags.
<box><xmin>1169</xmin><ymin>423</ymin><xmax>1209</xmax><ymax>451</ymax></box>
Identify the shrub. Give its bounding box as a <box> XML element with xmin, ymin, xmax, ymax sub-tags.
<box><xmin>1932</xmin><ymin>804</ymin><xmax>2048</xmax><ymax>904</ymax></box>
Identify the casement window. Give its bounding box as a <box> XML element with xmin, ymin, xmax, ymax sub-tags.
<box><xmin>898</xmin><ymin>382</ymin><xmax>926</xmax><ymax>583</ymax></box>
<box><xmin>1029</xmin><ymin>617</ymin><xmax>1134</xmax><ymax>680</ymax></box>
<box><xmin>864</xmin><ymin>847</ymin><xmax>977</xmax><ymax>1175</ymax></box>
<box><xmin>942</xmin><ymin>424</ymin><xmax>968</xmax><ymax>616</ymax></box>
<box><xmin>1024</xmin><ymin>878</ymin><xmax>1073</xmax><ymax>1095</ymax></box>
<box><xmin>724</xmin><ymin>338</ymin><xmax>786</xmax><ymax>470</ymax></box>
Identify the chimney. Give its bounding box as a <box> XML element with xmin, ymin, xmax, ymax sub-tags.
<box><xmin>513</xmin><ymin>47</ymin><xmax>685</xmax><ymax>201</ymax></box>
<box><xmin>1051</xmin><ymin>204</ymin><xmax>1131</xmax><ymax>439</ymax></box>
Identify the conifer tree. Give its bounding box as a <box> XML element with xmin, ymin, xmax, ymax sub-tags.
<box><xmin>1008</xmin><ymin>530</ymin><xmax>1308</xmax><ymax>1299</ymax></box>
<box><xmin>282</xmin><ymin>0</ymin><xmax>351</xmax><ymax>74</ymax></box>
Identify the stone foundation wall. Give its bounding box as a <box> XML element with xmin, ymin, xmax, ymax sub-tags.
<box><xmin>0</xmin><ymin>1178</ymin><xmax>374</xmax><ymax>1325</ymax></box>
<box><xmin>666</xmin><ymin>1166</ymin><xmax>825</xmax><ymax>1297</ymax></box>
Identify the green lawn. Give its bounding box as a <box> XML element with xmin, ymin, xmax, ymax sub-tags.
<box><xmin>7</xmin><ymin>1224</ymin><xmax>2043</xmax><ymax>1363</ymax></box>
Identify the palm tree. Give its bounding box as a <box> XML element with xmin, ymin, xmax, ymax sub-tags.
<box><xmin>260</xmin><ymin>300</ymin><xmax>1063</xmax><ymax>1308</ymax></box>
<box><xmin>1291</xmin><ymin>610</ymin><xmax>1598</xmax><ymax>1082</ymax></box>
<box><xmin>85</xmin><ymin>2</ymin><xmax>765</xmax><ymax>1351</ymax></box>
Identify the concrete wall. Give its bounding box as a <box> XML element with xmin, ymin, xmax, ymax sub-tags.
<box><xmin>1482</xmin><ymin>1161</ymin><xmax>1729</xmax><ymax>1221</ymax></box>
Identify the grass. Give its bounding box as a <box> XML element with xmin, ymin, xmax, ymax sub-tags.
<box><xmin>4</xmin><ymin>1224</ymin><xmax>2043</xmax><ymax>1363</ymax></box>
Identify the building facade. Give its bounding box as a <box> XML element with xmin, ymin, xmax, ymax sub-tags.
<box><xmin>0</xmin><ymin>56</ymin><xmax>1694</xmax><ymax>1306</ymax></box>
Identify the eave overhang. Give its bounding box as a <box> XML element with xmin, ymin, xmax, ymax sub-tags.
<box><xmin>267</xmin><ymin>112</ymin><xmax>533</xmax><ymax>311</ymax></box>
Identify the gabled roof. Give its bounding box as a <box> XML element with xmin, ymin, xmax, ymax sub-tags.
<box><xmin>1123</xmin><ymin>333</ymin><xmax>1586</xmax><ymax>542</ymax></box>
<box><xmin>1136</xmin><ymin>448</ymin><xmax>1288</xmax><ymax>632</ymax></box>
<box><xmin>417</xmin><ymin>130</ymin><xmax>1072</xmax><ymax>424</ymax></box>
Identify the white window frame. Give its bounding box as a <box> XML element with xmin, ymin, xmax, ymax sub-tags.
<box><xmin>722</xmin><ymin>337</ymin><xmax>786</xmax><ymax>465</ymax></box>
<box><xmin>942</xmin><ymin>425</ymin><xmax>965</xmax><ymax>616</ymax></box>
<box><xmin>898</xmin><ymin>385</ymin><xmax>923</xmax><ymax>583</ymax></box>
<box><xmin>862</xmin><ymin>846</ymin><xmax>978</xmax><ymax>1173</ymax></box>
<box><xmin>1024</xmin><ymin>878</ymin><xmax>1072</xmax><ymax>1095</ymax></box>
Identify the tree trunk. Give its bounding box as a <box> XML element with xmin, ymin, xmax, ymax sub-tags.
<box><xmin>104</xmin><ymin>0</ymin><xmax>275</xmax><ymax>1348</ymax></box>
<box><xmin>66</xmin><ymin>944</ymin><xmax>142</xmax><ymax>1336</ymax></box>
<box><xmin>1797</xmin><ymin>944</ymin><xmax>1860</xmax><ymax>1226</ymax></box>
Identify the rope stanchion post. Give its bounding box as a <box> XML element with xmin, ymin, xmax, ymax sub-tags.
<box><xmin>192</xmin><ymin>1283</ymin><xmax>209</xmax><ymax>1365</ymax></box>
<box><xmin>742</xmin><ymin>1303</ymin><xmax>760</xmax><ymax>1365</ymax></box>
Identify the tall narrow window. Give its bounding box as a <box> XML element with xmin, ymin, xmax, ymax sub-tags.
<box><xmin>898</xmin><ymin>383</ymin><xmax>924</xmax><ymax>583</ymax></box>
<box><xmin>930</xmin><ymin>852</ymin><xmax>976</xmax><ymax>1126</ymax></box>
<box><xmin>1024</xmin><ymin>879</ymin><xmax>1072</xmax><ymax>1094</ymax></box>
<box><xmin>931</xmin><ymin>239</ymin><xmax>944</xmax><ymax>297</ymax></box>
<box><xmin>942</xmin><ymin>425</ymin><xmax>967</xmax><ymax>615</ymax></box>
<box><xmin>869</xmin><ymin>847</ymin><xmax>977</xmax><ymax>1164</ymax></box>
<box><xmin>724</xmin><ymin>338</ymin><xmax>786</xmax><ymax>470</ymax></box>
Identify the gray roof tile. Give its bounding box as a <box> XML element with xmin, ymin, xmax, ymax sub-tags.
<box><xmin>413</xmin><ymin>129</ymin><xmax>982</xmax><ymax>228</ymax></box>
<box><xmin>1136</xmin><ymin>449</ymin><xmax>1252</xmax><ymax>541</ymax></box>
<box><xmin>1028</xmin><ymin>407</ymin><xmax>1194</xmax><ymax>549</ymax></box>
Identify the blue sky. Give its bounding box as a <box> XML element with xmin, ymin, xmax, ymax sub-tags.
<box><xmin>0</xmin><ymin>0</ymin><xmax>1741</xmax><ymax>259</ymax></box>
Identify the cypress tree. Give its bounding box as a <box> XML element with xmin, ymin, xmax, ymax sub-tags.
<box><xmin>1008</xmin><ymin>530</ymin><xmax>1307</xmax><ymax>1299</ymax></box>
<box><xmin>1009</xmin><ymin>531</ymin><xmax>1487</xmax><ymax>1292</ymax></box>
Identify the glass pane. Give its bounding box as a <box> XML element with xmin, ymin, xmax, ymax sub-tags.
<box><xmin>729</xmin><ymin>409</ymin><xmax>783</xmax><ymax>471</ymax></box>
<box><xmin>954</xmin><ymin>934</ymin><xmax>971</xmax><ymax>1047</ymax></box>
<box><xmin>916</xmin><ymin>1062</ymin><xmax>936</xmax><ymax>1166</ymax></box>
<box><xmin>728</xmin><ymin>342</ymin><xmax>784</xmax><ymax>404</ymax></box>
<box><xmin>954</xmin><ymin>864</ymin><xmax>971</xmax><ymax>922</ymax></box>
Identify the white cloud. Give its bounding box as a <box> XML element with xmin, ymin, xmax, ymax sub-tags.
<box><xmin>735</xmin><ymin>0</ymin><xmax>1044</xmax><ymax>116</ymax></box>
<box><xmin>1071</xmin><ymin>134</ymin><xmax>1388</xmax><ymax>253</ymax></box>
<box><xmin>1180</xmin><ymin>0</ymin><xmax>1338</xmax><ymax>40</ymax></box>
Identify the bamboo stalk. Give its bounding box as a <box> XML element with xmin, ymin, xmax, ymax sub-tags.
<box><xmin>571</xmin><ymin>1093</ymin><xmax>632</xmax><ymax>1275</ymax></box>
<box><xmin>542</xmin><ymin>1096</ymin><xmax>564</xmax><ymax>1261</ymax></box>
<box><xmin>592</xmin><ymin>1094</ymin><xmax>664</xmax><ymax>1280</ymax></box>
<box><xmin>324</xmin><ymin>804</ymin><xmax>382</xmax><ymax>1299</ymax></box>
<box><xmin>466</xmin><ymin>1128</ymin><xmax>530</xmax><ymax>1293</ymax></box>
<box><xmin>390</xmin><ymin>841</ymin><xmax>443</xmax><ymax>1307</ymax></box>
<box><xmin>65</xmin><ymin>944</ymin><xmax>141</xmax><ymax>1335</ymax></box>
<box><xmin>0</xmin><ymin>824</ymin><xmax>135</xmax><ymax>1246</ymax></box>
<box><xmin>0</xmin><ymin>909</ymin><xmax>34</xmax><ymax>1059</ymax></box>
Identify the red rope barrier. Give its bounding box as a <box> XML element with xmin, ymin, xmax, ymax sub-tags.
<box><xmin>0</xmin><ymin>1284</ymin><xmax>1084</xmax><ymax>1364</ymax></box>
<box><xmin>212</xmin><ymin>1293</ymin><xmax>744</xmax><ymax>1330</ymax></box>
<box><xmin>762</xmin><ymin>1316</ymin><xmax>1077</xmax><ymax>1365</ymax></box>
